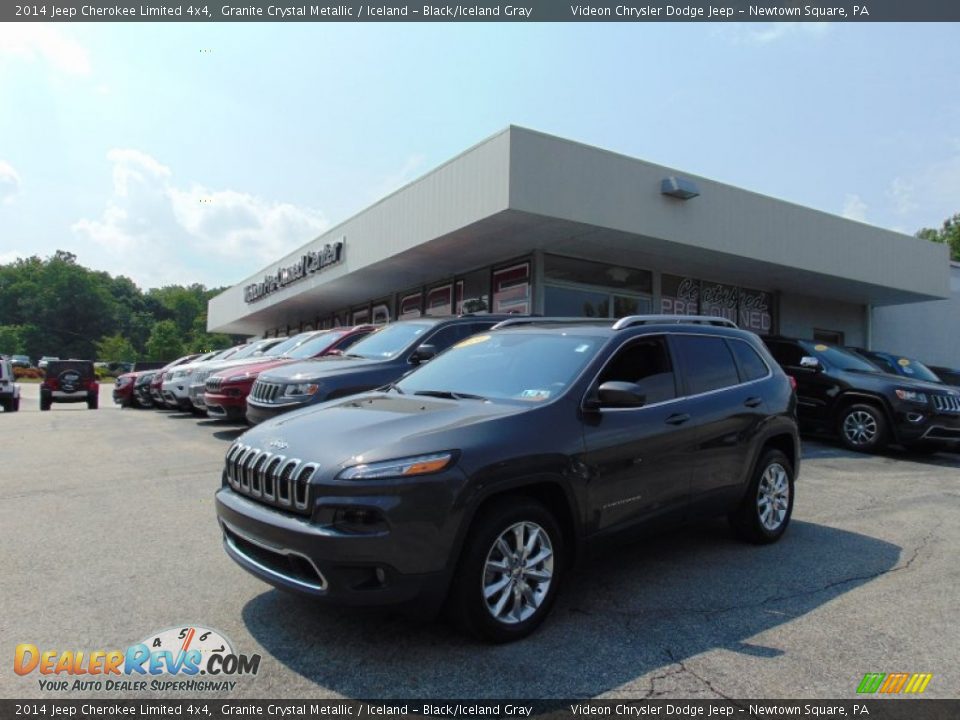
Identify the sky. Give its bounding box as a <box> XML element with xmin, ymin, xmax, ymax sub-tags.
<box><xmin>0</xmin><ymin>21</ymin><xmax>958</xmax><ymax>291</ymax></box>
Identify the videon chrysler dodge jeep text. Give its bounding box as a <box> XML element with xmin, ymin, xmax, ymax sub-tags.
<box><xmin>215</xmin><ymin>315</ymin><xmax>800</xmax><ymax>642</ymax></box>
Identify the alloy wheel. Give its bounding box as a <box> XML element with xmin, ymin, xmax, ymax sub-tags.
<box><xmin>757</xmin><ymin>462</ymin><xmax>790</xmax><ymax>531</ymax></box>
<box><xmin>842</xmin><ymin>410</ymin><xmax>878</xmax><ymax>446</ymax></box>
<box><xmin>482</xmin><ymin>521</ymin><xmax>554</xmax><ymax>624</ymax></box>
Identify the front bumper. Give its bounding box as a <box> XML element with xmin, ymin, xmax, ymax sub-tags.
<box><xmin>245</xmin><ymin>398</ymin><xmax>308</xmax><ymax>425</ymax></box>
<box><xmin>214</xmin><ymin>474</ymin><xmax>462</xmax><ymax>608</ymax></box>
<box><xmin>893</xmin><ymin>404</ymin><xmax>960</xmax><ymax>446</ymax></box>
<box><xmin>205</xmin><ymin>392</ymin><xmax>246</xmax><ymax>420</ymax></box>
<box><xmin>113</xmin><ymin>386</ymin><xmax>134</xmax><ymax>405</ymax></box>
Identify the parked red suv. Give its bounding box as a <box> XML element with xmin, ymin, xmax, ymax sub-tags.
<box><xmin>112</xmin><ymin>362</ymin><xmax>167</xmax><ymax>408</ymax></box>
<box><xmin>203</xmin><ymin>326</ymin><xmax>376</xmax><ymax>421</ymax></box>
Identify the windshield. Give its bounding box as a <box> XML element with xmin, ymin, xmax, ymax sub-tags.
<box><xmin>265</xmin><ymin>332</ymin><xmax>313</xmax><ymax>357</ymax></box>
<box><xmin>397</xmin><ymin>332</ymin><xmax>603</xmax><ymax>402</ymax></box>
<box><xmin>803</xmin><ymin>342</ymin><xmax>880</xmax><ymax>372</ymax></box>
<box><xmin>345</xmin><ymin>322</ymin><xmax>434</xmax><ymax>360</ymax></box>
<box><xmin>229</xmin><ymin>342</ymin><xmax>265</xmax><ymax>360</ymax></box>
<box><xmin>866</xmin><ymin>352</ymin><xmax>943</xmax><ymax>383</ymax></box>
<box><xmin>286</xmin><ymin>331</ymin><xmax>347</xmax><ymax>359</ymax></box>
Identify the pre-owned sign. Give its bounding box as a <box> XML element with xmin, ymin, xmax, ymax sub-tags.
<box><xmin>244</xmin><ymin>239</ymin><xmax>345</xmax><ymax>303</ymax></box>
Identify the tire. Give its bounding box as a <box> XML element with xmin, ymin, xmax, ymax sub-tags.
<box><xmin>40</xmin><ymin>398</ymin><xmax>51</xmax><ymax>411</ymax></box>
<box><xmin>448</xmin><ymin>497</ymin><xmax>564</xmax><ymax>643</ymax></box>
<box><xmin>729</xmin><ymin>449</ymin><xmax>795</xmax><ymax>545</ymax></box>
<box><xmin>0</xmin><ymin>399</ymin><xmax>9</xmax><ymax>413</ymax></box>
<box><xmin>11</xmin><ymin>397</ymin><xmax>19</xmax><ymax>412</ymax></box>
<box><xmin>837</xmin><ymin>402</ymin><xmax>888</xmax><ymax>453</ymax></box>
<box><xmin>88</xmin><ymin>395</ymin><xmax>99</xmax><ymax>410</ymax></box>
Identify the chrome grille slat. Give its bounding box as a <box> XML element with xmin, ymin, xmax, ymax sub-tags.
<box><xmin>932</xmin><ymin>394</ymin><xmax>960</xmax><ymax>414</ymax></box>
<box><xmin>251</xmin><ymin>380</ymin><xmax>283</xmax><ymax>404</ymax></box>
<box><xmin>224</xmin><ymin>443</ymin><xmax>313</xmax><ymax>515</ymax></box>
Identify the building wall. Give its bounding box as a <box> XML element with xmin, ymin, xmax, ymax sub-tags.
<box><xmin>872</xmin><ymin>263</ymin><xmax>960</xmax><ymax>367</ymax></box>
<box><xmin>779</xmin><ymin>292</ymin><xmax>867</xmax><ymax>347</ymax></box>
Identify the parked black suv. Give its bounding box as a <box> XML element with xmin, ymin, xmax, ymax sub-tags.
<box><xmin>763</xmin><ymin>337</ymin><xmax>960</xmax><ymax>453</ymax></box>
<box><xmin>846</xmin><ymin>348</ymin><xmax>946</xmax><ymax>385</ymax></box>
<box><xmin>246</xmin><ymin>315</ymin><xmax>522</xmax><ymax>425</ymax></box>
<box><xmin>40</xmin><ymin>360</ymin><xmax>99</xmax><ymax>411</ymax></box>
<box><xmin>217</xmin><ymin>316</ymin><xmax>799</xmax><ymax>642</ymax></box>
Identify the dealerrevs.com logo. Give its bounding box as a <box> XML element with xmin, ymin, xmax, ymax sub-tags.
<box><xmin>14</xmin><ymin>625</ymin><xmax>261</xmax><ymax>693</ymax></box>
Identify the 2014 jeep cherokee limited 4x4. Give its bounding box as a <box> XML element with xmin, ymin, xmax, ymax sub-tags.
<box><xmin>763</xmin><ymin>337</ymin><xmax>960</xmax><ymax>453</ymax></box>
<box><xmin>245</xmin><ymin>315</ymin><xmax>521</xmax><ymax>425</ymax></box>
<box><xmin>216</xmin><ymin>316</ymin><xmax>799</xmax><ymax>642</ymax></box>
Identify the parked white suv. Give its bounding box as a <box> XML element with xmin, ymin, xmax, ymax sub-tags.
<box><xmin>0</xmin><ymin>356</ymin><xmax>22</xmax><ymax>413</ymax></box>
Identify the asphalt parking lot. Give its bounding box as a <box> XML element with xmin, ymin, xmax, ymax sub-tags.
<box><xmin>2</xmin><ymin>382</ymin><xmax>959</xmax><ymax>700</ymax></box>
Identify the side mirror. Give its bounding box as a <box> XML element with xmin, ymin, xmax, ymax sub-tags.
<box><xmin>410</xmin><ymin>344</ymin><xmax>437</xmax><ymax>364</ymax></box>
<box><xmin>596</xmin><ymin>381</ymin><xmax>647</xmax><ymax>408</ymax></box>
<box><xmin>799</xmin><ymin>356</ymin><xmax>822</xmax><ymax>372</ymax></box>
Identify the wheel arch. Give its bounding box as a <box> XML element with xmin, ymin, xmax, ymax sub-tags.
<box><xmin>832</xmin><ymin>391</ymin><xmax>898</xmax><ymax>441</ymax></box>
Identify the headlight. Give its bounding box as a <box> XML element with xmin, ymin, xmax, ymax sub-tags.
<box><xmin>895</xmin><ymin>389</ymin><xmax>928</xmax><ymax>403</ymax></box>
<box><xmin>337</xmin><ymin>452</ymin><xmax>455</xmax><ymax>480</ymax></box>
<box><xmin>226</xmin><ymin>373</ymin><xmax>253</xmax><ymax>382</ymax></box>
<box><xmin>283</xmin><ymin>382</ymin><xmax>320</xmax><ymax>397</ymax></box>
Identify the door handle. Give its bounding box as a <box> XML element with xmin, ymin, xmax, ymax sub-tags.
<box><xmin>665</xmin><ymin>413</ymin><xmax>690</xmax><ymax>425</ymax></box>
<box><xmin>744</xmin><ymin>396</ymin><xmax>763</xmax><ymax>408</ymax></box>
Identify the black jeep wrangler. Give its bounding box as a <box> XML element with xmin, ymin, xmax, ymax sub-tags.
<box><xmin>40</xmin><ymin>360</ymin><xmax>100</xmax><ymax>411</ymax></box>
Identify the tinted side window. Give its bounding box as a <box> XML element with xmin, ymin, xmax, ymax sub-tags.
<box><xmin>423</xmin><ymin>324</ymin><xmax>473</xmax><ymax>354</ymax></box>
<box><xmin>764</xmin><ymin>340</ymin><xmax>804</xmax><ymax>368</ymax></box>
<box><xmin>729</xmin><ymin>339</ymin><xmax>770</xmax><ymax>382</ymax></box>
<box><xmin>673</xmin><ymin>335</ymin><xmax>740</xmax><ymax>395</ymax></box>
<box><xmin>598</xmin><ymin>336</ymin><xmax>677</xmax><ymax>404</ymax></box>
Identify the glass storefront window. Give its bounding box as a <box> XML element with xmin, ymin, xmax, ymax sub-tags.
<box><xmin>371</xmin><ymin>301</ymin><xmax>391</xmax><ymax>324</ymax></box>
<box><xmin>399</xmin><ymin>291</ymin><xmax>422</xmax><ymax>319</ymax></box>
<box><xmin>661</xmin><ymin>275</ymin><xmax>700</xmax><ymax>315</ymax></box>
<box><xmin>614</xmin><ymin>294</ymin><xmax>652</xmax><ymax>316</ymax></box>
<box><xmin>492</xmin><ymin>262</ymin><xmax>530</xmax><ymax>314</ymax></box>
<box><xmin>544</xmin><ymin>286</ymin><xmax>609</xmax><ymax>317</ymax></box>
<box><xmin>352</xmin><ymin>307</ymin><xmax>370</xmax><ymax>325</ymax></box>
<box><xmin>426</xmin><ymin>283</ymin><xmax>453</xmax><ymax>315</ymax></box>
<box><xmin>700</xmin><ymin>281</ymin><xmax>740</xmax><ymax>324</ymax></box>
<box><xmin>739</xmin><ymin>287</ymin><xmax>773</xmax><ymax>333</ymax></box>
<box><xmin>544</xmin><ymin>255</ymin><xmax>653</xmax><ymax>294</ymax></box>
<box><xmin>456</xmin><ymin>269</ymin><xmax>490</xmax><ymax>314</ymax></box>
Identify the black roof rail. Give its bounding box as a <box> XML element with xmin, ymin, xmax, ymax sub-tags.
<box><xmin>490</xmin><ymin>317</ymin><xmax>609</xmax><ymax>331</ymax></box>
<box><xmin>611</xmin><ymin>314</ymin><xmax>739</xmax><ymax>330</ymax></box>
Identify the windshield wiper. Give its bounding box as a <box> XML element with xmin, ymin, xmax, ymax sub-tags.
<box><xmin>413</xmin><ymin>390</ymin><xmax>487</xmax><ymax>401</ymax></box>
<box><xmin>342</xmin><ymin>353</ymin><xmax>369</xmax><ymax>359</ymax></box>
<box><xmin>381</xmin><ymin>382</ymin><xmax>405</xmax><ymax>394</ymax></box>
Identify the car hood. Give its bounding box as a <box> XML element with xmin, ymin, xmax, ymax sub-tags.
<box><xmin>236</xmin><ymin>392</ymin><xmax>527</xmax><ymax>476</ymax></box>
<box><xmin>212</xmin><ymin>357</ymin><xmax>293</xmax><ymax>380</ymax></box>
<box><xmin>842</xmin><ymin>368</ymin><xmax>953</xmax><ymax>394</ymax></box>
<box><xmin>259</xmin><ymin>355</ymin><xmax>385</xmax><ymax>382</ymax></box>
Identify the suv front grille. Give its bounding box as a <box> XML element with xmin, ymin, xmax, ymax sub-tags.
<box><xmin>206</xmin><ymin>377</ymin><xmax>223</xmax><ymax>392</ymax></box>
<box><xmin>932</xmin><ymin>394</ymin><xmax>960</xmax><ymax>414</ymax></box>
<box><xmin>251</xmin><ymin>380</ymin><xmax>284</xmax><ymax>403</ymax></box>
<box><xmin>224</xmin><ymin>442</ymin><xmax>317</xmax><ymax>515</ymax></box>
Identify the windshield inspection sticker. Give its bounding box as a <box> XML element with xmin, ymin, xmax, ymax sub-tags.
<box><xmin>898</xmin><ymin>358</ymin><xmax>911</xmax><ymax>366</ymax></box>
<box><xmin>454</xmin><ymin>334</ymin><xmax>491</xmax><ymax>349</ymax></box>
<box><xmin>814</xmin><ymin>344</ymin><xmax>829</xmax><ymax>351</ymax></box>
<box><xmin>519</xmin><ymin>389</ymin><xmax>551</xmax><ymax>401</ymax></box>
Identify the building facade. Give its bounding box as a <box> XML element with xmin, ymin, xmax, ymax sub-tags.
<box><xmin>208</xmin><ymin>127</ymin><xmax>951</xmax><ymax>353</ymax></box>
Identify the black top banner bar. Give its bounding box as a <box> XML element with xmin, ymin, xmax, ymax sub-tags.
<box><xmin>5</xmin><ymin>0</ymin><xmax>960</xmax><ymax>22</ymax></box>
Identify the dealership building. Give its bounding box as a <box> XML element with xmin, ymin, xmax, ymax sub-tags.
<box><xmin>208</xmin><ymin>126</ymin><xmax>953</xmax><ymax>356</ymax></box>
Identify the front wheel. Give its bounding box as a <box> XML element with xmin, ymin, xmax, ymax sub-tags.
<box><xmin>729</xmin><ymin>449</ymin><xmax>795</xmax><ymax>544</ymax></box>
<box><xmin>838</xmin><ymin>403</ymin><xmax>888</xmax><ymax>453</ymax></box>
<box><xmin>448</xmin><ymin>497</ymin><xmax>564</xmax><ymax>643</ymax></box>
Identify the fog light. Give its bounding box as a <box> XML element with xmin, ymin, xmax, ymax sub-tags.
<box><xmin>907</xmin><ymin>412</ymin><xmax>925</xmax><ymax>423</ymax></box>
<box><xmin>331</xmin><ymin>507</ymin><xmax>387</xmax><ymax>534</ymax></box>
<box><xmin>375</xmin><ymin>568</ymin><xmax>386</xmax><ymax>585</ymax></box>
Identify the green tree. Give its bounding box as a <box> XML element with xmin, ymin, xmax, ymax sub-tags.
<box><xmin>917</xmin><ymin>213</ymin><xmax>960</xmax><ymax>261</ymax></box>
<box><xmin>0</xmin><ymin>325</ymin><xmax>23</xmax><ymax>355</ymax></box>
<box><xmin>145</xmin><ymin>320</ymin><xmax>185</xmax><ymax>361</ymax></box>
<box><xmin>95</xmin><ymin>333</ymin><xmax>139</xmax><ymax>362</ymax></box>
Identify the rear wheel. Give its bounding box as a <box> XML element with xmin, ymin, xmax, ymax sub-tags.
<box><xmin>448</xmin><ymin>497</ymin><xmax>564</xmax><ymax>643</ymax></box>
<box><xmin>87</xmin><ymin>395</ymin><xmax>99</xmax><ymax>410</ymax></box>
<box><xmin>838</xmin><ymin>403</ymin><xmax>888</xmax><ymax>453</ymax></box>
<box><xmin>0</xmin><ymin>399</ymin><xmax>9</xmax><ymax>412</ymax></box>
<box><xmin>11</xmin><ymin>397</ymin><xmax>19</xmax><ymax>412</ymax></box>
<box><xmin>40</xmin><ymin>397</ymin><xmax>51</xmax><ymax>411</ymax></box>
<box><xmin>729</xmin><ymin>449</ymin><xmax>795</xmax><ymax>544</ymax></box>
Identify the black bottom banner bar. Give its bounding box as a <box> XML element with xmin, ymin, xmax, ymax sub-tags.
<box><xmin>2</xmin><ymin>700</ymin><xmax>958</xmax><ymax>720</ymax></box>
